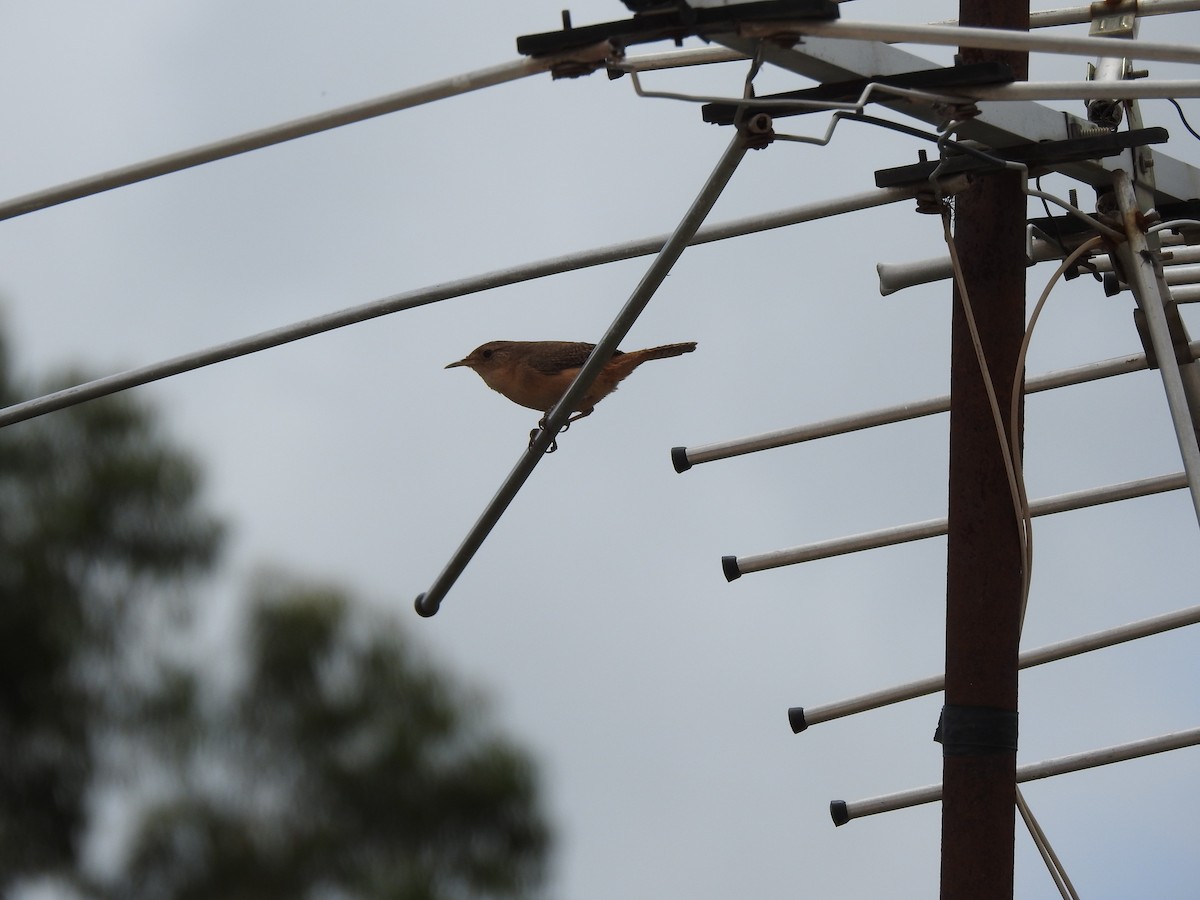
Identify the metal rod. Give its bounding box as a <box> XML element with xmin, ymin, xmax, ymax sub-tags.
<box><xmin>0</xmin><ymin>51</ymin><xmax>608</xmax><ymax>222</ymax></box>
<box><xmin>831</xmin><ymin>726</ymin><xmax>1200</xmax><ymax>825</ymax></box>
<box><xmin>878</xmin><ymin>238</ymin><xmax>1200</xmax><ymax>297</ymax></box>
<box><xmin>1164</xmin><ymin>266</ymin><xmax>1200</xmax><ymax>285</ymax></box>
<box><xmin>879</xmin><ymin>237</ymin><xmax>1074</xmax><ymax>296</ymax></box>
<box><xmin>1113</xmin><ymin>170</ymin><xmax>1200</xmax><ymax>527</ymax></box>
<box><xmin>791</xmin><ymin>601</ymin><xmax>1200</xmax><ymax>732</ymax></box>
<box><xmin>787</xmin><ymin>19</ymin><xmax>1200</xmax><ymax>66</ymax></box>
<box><xmin>674</xmin><ymin>343</ymin><xmax>1200</xmax><ymax>470</ymax></box>
<box><xmin>725</xmin><ymin>471</ymin><xmax>1187</xmax><ymax>578</ymax></box>
<box><xmin>960</xmin><ymin>78</ymin><xmax>1200</xmax><ymax>101</ymax></box>
<box><xmin>1156</xmin><ymin>266</ymin><xmax>1200</xmax><ymax>286</ymax></box>
<box><xmin>932</xmin><ymin>0</ymin><xmax>1200</xmax><ymax>28</ymax></box>
<box><xmin>616</xmin><ymin>47</ymin><xmax>746</xmax><ymax>72</ymax></box>
<box><xmin>413</xmin><ymin>130</ymin><xmax>751</xmax><ymax>618</ymax></box>
<box><xmin>1111</xmin><ymin>266</ymin><xmax>1200</xmax><ymax>292</ymax></box>
<box><xmin>0</xmin><ymin>183</ymin><xmax>929</xmax><ymax>431</ymax></box>
<box><xmin>432</xmin><ymin>0</ymin><xmax>1200</xmax><ymax>64</ymax></box>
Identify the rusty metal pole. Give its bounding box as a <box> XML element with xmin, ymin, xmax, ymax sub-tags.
<box><xmin>940</xmin><ymin>2</ymin><xmax>1029</xmax><ymax>898</ymax></box>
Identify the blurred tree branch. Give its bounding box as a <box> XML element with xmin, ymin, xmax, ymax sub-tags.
<box><xmin>0</xmin><ymin>329</ymin><xmax>549</xmax><ymax>899</ymax></box>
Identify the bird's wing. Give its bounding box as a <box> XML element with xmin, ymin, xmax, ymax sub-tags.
<box><xmin>527</xmin><ymin>342</ymin><xmax>623</xmax><ymax>374</ymax></box>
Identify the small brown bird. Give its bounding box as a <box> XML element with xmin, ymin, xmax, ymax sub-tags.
<box><xmin>446</xmin><ymin>339</ymin><xmax>697</xmax><ymax>425</ymax></box>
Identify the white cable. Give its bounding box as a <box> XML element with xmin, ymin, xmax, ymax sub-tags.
<box><xmin>941</xmin><ymin>204</ymin><xmax>1067</xmax><ymax>899</ymax></box>
<box><xmin>1010</xmin><ymin>235</ymin><xmax>1107</xmax><ymax>630</ymax></box>
<box><xmin>1026</xmin><ymin>187</ymin><xmax>1124</xmax><ymax>242</ymax></box>
<box><xmin>1011</xmin><ymin>242</ymin><xmax>1109</xmax><ymax>900</ymax></box>
<box><xmin>940</xmin><ymin>203</ymin><xmax>1032</xmax><ymax>611</ymax></box>
<box><xmin>1150</xmin><ymin>218</ymin><xmax>1200</xmax><ymax>234</ymax></box>
<box><xmin>944</xmin><ymin>207</ymin><xmax>1103</xmax><ymax>898</ymax></box>
<box><xmin>933</xmin><ymin>117</ymin><xmax>1120</xmax><ymax>704</ymax></box>
<box><xmin>1016</xmin><ymin>786</ymin><xmax>1082</xmax><ymax>900</ymax></box>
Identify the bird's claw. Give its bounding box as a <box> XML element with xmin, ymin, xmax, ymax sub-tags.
<box><xmin>529</xmin><ymin>426</ymin><xmax>558</xmax><ymax>454</ymax></box>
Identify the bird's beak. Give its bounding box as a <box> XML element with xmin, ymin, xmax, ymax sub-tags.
<box><xmin>445</xmin><ymin>358</ymin><xmax>468</xmax><ymax>369</ymax></box>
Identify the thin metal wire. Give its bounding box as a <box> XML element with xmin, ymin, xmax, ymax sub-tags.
<box><xmin>625</xmin><ymin>68</ymin><xmax>963</xmax><ymax>147</ymax></box>
<box><xmin>625</xmin><ymin>67</ymin><xmax>969</xmax><ymax>112</ymax></box>
<box><xmin>769</xmin><ymin>110</ymin><xmax>940</xmax><ymax>147</ymax></box>
<box><xmin>833</xmin><ymin>113</ymin><xmax>940</xmax><ymax>144</ymax></box>
<box><xmin>1167</xmin><ymin>98</ymin><xmax>1200</xmax><ymax>142</ymax></box>
<box><xmin>622</xmin><ymin>59</ymin><xmax>1200</xmax><ymax>109</ymax></box>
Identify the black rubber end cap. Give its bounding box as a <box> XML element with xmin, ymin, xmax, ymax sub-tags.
<box><xmin>414</xmin><ymin>593</ymin><xmax>440</xmax><ymax>618</ymax></box>
<box><xmin>830</xmin><ymin>801</ymin><xmax>849</xmax><ymax>827</ymax></box>
<box><xmin>788</xmin><ymin>707</ymin><xmax>808</xmax><ymax>734</ymax></box>
<box><xmin>671</xmin><ymin>446</ymin><xmax>692</xmax><ymax>473</ymax></box>
<box><xmin>722</xmin><ymin>555</ymin><xmax>741</xmax><ymax>582</ymax></box>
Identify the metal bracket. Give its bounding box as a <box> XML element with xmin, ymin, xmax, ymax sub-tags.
<box><xmin>873</xmin><ymin>126</ymin><xmax>1168</xmax><ymax>188</ymax></box>
<box><xmin>1089</xmin><ymin>0</ymin><xmax>1138</xmax><ymax>37</ymax></box>
<box><xmin>515</xmin><ymin>0</ymin><xmax>838</xmax><ymax>58</ymax></box>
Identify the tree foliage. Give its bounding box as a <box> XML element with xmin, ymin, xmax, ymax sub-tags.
<box><xmin>116</xmin><ymin>576</ymin><xmax>549</xmax><ymax>900</ymax></box>
<box><xmin>0</xmin><ymin>333</ymin><xmax>549</xmax><ymax>898</ymax></box>
<box><xmin>0</xmin><ymin>344</ymin><xmax>221</xmax><ymax>882</ymax></box>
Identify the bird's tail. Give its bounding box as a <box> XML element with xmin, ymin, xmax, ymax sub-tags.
<box><xmin>630</xmin><ymin>342</ymin><xmax>698</xmax><ymax>363</ymax></box>
<box><xmin>592</xmin><ymin>341</ymin><xmax>698</xmax><ymax>404</ymax></box>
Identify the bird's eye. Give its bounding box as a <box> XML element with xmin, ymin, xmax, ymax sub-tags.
<box><xmin>481</xmin><ymin>349</ymin><xmax>493</xmax><ymax>359</ymax></box>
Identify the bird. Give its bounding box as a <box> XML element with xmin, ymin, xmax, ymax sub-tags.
<box><xmin>446</xmin><ymin>339</ymin><xmax>697</xmax><ymax>444</ymax></box>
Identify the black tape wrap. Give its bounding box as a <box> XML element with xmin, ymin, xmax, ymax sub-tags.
<box><xmin>934</xmin><ymin>704</ymin><xmax>1018</xmax><ymax>756</ymax></box>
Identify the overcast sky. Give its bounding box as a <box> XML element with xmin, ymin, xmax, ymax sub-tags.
<box><xmin>3</xmin><ymin>2</ymin><xmax>1200</xmax><ymax>897</ymax></box>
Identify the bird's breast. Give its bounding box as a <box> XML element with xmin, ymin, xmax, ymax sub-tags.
<box><xmin>479</xmin><ymin>363</ymin><xmax>586</xmax><ymax>413</ymax></box>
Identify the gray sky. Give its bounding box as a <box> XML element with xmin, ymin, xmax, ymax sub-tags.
<box><xmin>3</xmin><ymin>2</ymin><xmax>1200</xmax><ymax>897</ymax></box>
